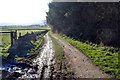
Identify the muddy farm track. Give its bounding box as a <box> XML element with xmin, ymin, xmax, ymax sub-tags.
<box><xmin>2</xmin><ymin>32</ymin><xmax>113</xmax><ymax>79</ymax></box>
<box><xmin>18</xmin><ymin>33</ymin><xmax>55</xmax><ymax>79</ymax></box>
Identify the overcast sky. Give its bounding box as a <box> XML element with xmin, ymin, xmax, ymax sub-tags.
<box><xmin>0</xmin><ymin>0</ymin><xmax>50</xmax><ymax>26</ymax></box>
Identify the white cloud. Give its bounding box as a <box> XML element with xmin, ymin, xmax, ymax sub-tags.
<box><xmin>0</xmin><ymin>0</ymin><xmax>50</xmax><ymax>25</ymax></box>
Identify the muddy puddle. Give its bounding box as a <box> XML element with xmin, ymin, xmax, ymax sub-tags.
<box><xmin>0</xmin><ymin>33</ymin><xmax>55</xmax><ymax>79</ymax></box>
<box><xmin>19</xmin><ymin>33</ymin><xmax>55</xmax><ymax>79</ymax></box>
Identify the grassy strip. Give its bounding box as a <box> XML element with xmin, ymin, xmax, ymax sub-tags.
<box><xmin>31</xmin><ymin>36</ymin><xmax>44</xmax><ymax>52</ymax></box>
<box><xmin>48</xmin><ymin>32</ymin><xmax>64</xmax><ymax>61</ymax></box>
<box><xmin>16</xmin><ymin>34</ymin><xmax>45</xmax><ymax>61</ymax></box>
<box><xmin>49</xmin><ymin>32</ymin><xmax>74</xmax><ymax>78</ymax></box>
<box><xmin>0</xmin><ymin>26</ymin><xmax>50</xmax><ymax>30</ymax></box>
<box><xmin>56</xmin><ymin>34</ymin><xmax>119</xmax><ymax>78</ymax></box>
<box><xmin>26</xmin><ymin>34</ymin><xmax>45</xmax><ymax>56</ymax></box>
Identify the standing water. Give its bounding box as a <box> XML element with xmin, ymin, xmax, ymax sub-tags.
<box><xmin>19</xmin><ymin>33</ymin><xmax>55</xmax><ymax>79</ymax></box>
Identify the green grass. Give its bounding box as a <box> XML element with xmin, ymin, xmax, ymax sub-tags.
<box><xmin>15</xmin><ymin>57</ymin><xmax>23</xmax><ymax>61</ymax></box>
<box><xmin>0</xmin><ymin>26</ymin><xmax>51</xmax><ymax>30</ymax></box>
<box><xmin>15</xmin><ymin>32</ymin><xmax>45</xmax><ymax>61</ymax></box>
<box><xmin>0</xmin><ymin>33</ymin><xmax>10</xmax><ymax>57</ymax></box>
<box><xmin>0</xmin><ymin>29</ymin><xmax>46</xmax><ymax>57</ymax></box>
<box><xmin>29</xmin><ymin>35</ymin><xmax>44</xmax><ymax>53</ymax></box>
<box><xmin>0</xmin><ymin>29</ymin><xmax>43</xmax><ymax>47</ymax></box>
<box><xmin>49</xmin><ymin>32</ymin><xmax>64</xmax><ymax>61</ymax></box>
<box><xmin>57</xmin><ymin>34</ymin><xmax>119</xmax><ymax>78</ymax></box>
<box><xmin>0</xmin><ymin>33</ymin><xmax>11</xmax><ymax>48</ymax></box>
<box><xmin>17</xmin><ymin>30</ymin><xmax>45</xmax><ymax>38</ymax></box>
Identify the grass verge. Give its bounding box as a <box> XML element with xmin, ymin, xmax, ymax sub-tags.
<box><xmin>29</xmin><ymin>36</ymin><xmax>44</xmax><ymax>53</ymax></box>
<box><xmin>56</xmin><ymin>34</ymin><xmax>119</xmax><ymax>79</ymax></box>
<box><xmin>48</xmin><ymin>32</ymin><xmax>64</xmax><ymax>61</ymax></box>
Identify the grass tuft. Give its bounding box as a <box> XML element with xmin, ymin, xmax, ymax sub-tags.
<box><xmin>48</xmin><ymin>32</ymin><xmax>64</xmax><ymax>61</ymax></box>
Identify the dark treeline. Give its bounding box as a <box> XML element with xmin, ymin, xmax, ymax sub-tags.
<box><xmin>47</xmin><ymin>2</ymin><xmax>119</xmax><ymax>48</ymax></box>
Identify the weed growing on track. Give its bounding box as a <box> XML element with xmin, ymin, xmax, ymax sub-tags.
<box><xmin>49</xmin><ymin>32</ymin><xmax>75</xmax><ymax>79</ymax></box>
<box><xmin>57</xmin><ymin>34</ymin><xmax>119</xmax><ymax>79</ymax></box>
<box><xmin>48</xmin><ymin>32</ymin><xmax>64</xmax><ymax>61</ymax></box>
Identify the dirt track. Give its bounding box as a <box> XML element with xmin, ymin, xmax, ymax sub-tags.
<box><xmin>52</xmin><ymin>34</ymin><xmax>112</xmax><ymax>78</ymax></box>
<box><xmin>6</xmin><ymin>32</ymin><xmax>113</xmax><ymax>79</ymax></box>
<box><xmin>18</xmin><ymin>33</ymin><xmax>55</xmax><ymax>79</ymax></box>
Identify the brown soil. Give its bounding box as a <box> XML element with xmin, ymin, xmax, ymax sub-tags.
<box><xmin>52</xmin><ymin>34</ymin><xmax>113</xmax><ymax>78</ymax></box>
<box><xmin>51</xmin><ymin>54</ymin><xmax>74</xmax><ymax>80</ymax></box>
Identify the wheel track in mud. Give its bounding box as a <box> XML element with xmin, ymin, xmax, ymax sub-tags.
<box><xmin>19</xmin><ymin>33</ymin><xmax>55</xmax><ymax>79</ymax></box>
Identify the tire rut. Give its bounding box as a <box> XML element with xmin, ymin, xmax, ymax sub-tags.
<box><xmin>18</xmin><ymin>33</ymin><xmax>55</xmax><ymax>79</ymax></box>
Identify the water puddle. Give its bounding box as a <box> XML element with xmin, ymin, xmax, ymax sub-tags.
<box><xmin>0</xmin><ymin>33</ymin><xmax>55</xmax><ymax>79</ymax></box>
<box><xmin>21</xmin><ymin>33</ymin><xmax>55</xmax><ymax>79</ymax></box>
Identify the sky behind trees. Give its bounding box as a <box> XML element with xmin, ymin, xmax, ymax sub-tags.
<box><xmin>0</xmin><ymin>0</ymin><xmax>50</xmax><ymax>26</ymax></box>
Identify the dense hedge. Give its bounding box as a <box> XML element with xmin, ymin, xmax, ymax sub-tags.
<box><xmin>47</xmin><ymin>2</ymin><xmax>119</xmax><ymax>48</ymax></box>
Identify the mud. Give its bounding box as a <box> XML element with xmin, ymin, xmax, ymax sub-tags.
<box><xmin>18</xmin><ymin>33</ymin><xmax>55</xmax><ymax>79</ymax></box>
<box><xmin>0</xmin><ymin>33</ymin><xmax>54</xmax><ymax>79</ymax></box>
<box><xmin>1</xmin><ymin>32</ymin><xmax>74</xmax><ymax>79</ymax></box>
